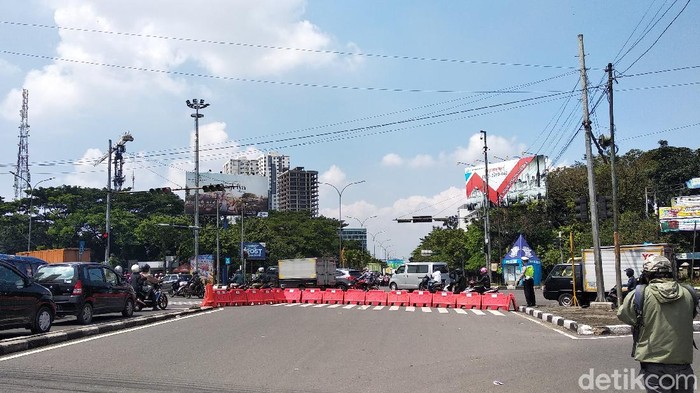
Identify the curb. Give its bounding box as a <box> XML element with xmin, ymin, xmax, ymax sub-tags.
<box><xmin>0</xmin><ymin>306</ymin><xmax>213</xmax><ymax>357</ymax></box>
<box><xmin>519</xmin><ymin>306</ymin><xmax>700</xmax><ymax>335</ymax></box>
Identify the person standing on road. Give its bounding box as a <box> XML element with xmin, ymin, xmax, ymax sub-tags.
<box><xmin>517</xmin><ymin>256</ymin><xmax>536</xmax><ymax>307</ymax></box>
<box><xmin>617</xmin><ymin>255</ymin><xmax>698</xmax><ymax>393</ymax></box>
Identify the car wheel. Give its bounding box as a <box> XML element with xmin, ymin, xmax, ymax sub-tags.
<box><xmin>558</xmin><ymin>293</ymin><xmax>574</xmax><ymax>307</ymax></box>
<box><xmin>76</xmin><ymin>303</ymin><xmax>93</xmax><ymax>325</ymax></box>
<box><xmin>122</xmin><ymin>298</ymin><xmax>134</xmax><ymax>317</ymax></box>
<box><xmin>389</xmin><ymin>283</ymin><xmax>398</xmax><ymax>291</ymax></box>
<box><xmin>31</xmin><ymin>306</ymin><xmax>53</xmax><ymax>334</ymax></box>
<box><xmin>158</xmin><ymin>293</ymin><xmax>168</xmax><ymax>310</ymax></box>
<box><xmin>336</xmin><ymin>283</ymin><xmax>348</xmax><ymax>291</ymax></box>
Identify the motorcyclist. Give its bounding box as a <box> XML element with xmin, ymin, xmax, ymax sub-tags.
<box><xmin>251</xmin><ymin>267</ymin><xmax>265</xmax><ymax>289</ymax></box>
<box><xmin>473</xmin><ymin>267</ymin><xmax>491</xmax><ymax>294</ymax></box>
<box><xmin>429</xmin><ymin>268</ymin><xmax>442</xmax><ymax>292</ymax></box>
<box><xmin>129</xmin><ymin>264</ymin><xmax>145</xmax><ymax>307</ymax></box>
<box><xmin>622</xmin><ymin>268</ymin><xmax>637</xmax><ymax>294</ymax></box>
<box><xmin>114</xmin><ymin>265</ymin><xmax>124</xmax><ymax>279</ymax></box>
<box><xmin>230</xmin><ymin>269</ymin><xmax>245</xmax><ymax>288</ymax></box>
<box><xmin>139</xmin><ymin>264</ymin><xmax>160</xmax><ymax>310</ymax></box>
<box><xmin>358</xmin><ymin>267</ymin><xmax>374</xmax><ymax>289</ymax></box>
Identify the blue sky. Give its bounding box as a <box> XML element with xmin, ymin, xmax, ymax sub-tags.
<box><xmin>0</xmin><ymin>1</ymin><xmax>698</xmax><ymax>259</ymax></box>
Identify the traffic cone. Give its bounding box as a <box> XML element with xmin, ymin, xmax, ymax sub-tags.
<box><xmin>201</xmin><ymin>283</ymin><xmax>216</xmax><ymax>307</ymax></box>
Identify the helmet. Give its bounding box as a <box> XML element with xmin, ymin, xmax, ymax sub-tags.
<box><xmin>363</xmin><ymin>267</ymin><xmax>369</xmax><ymax>272</ymax></box>
<box><xmin>521</xmin><ymin>256</ymin><xmax>529</xmax><ymax>263</ymax></box>
<box><xmin>258</xmin><ymin>267</ymin><xmax>265</xmax><ymax>273</ymax></box>
<box><xmin>480</xmin><ymin>267</ymin><xmax>488</xmax><ymax>274</ymax></box>
<box><xmin>140</xmin><ymin>264</ymin><xmax>151</xmax><ymax>273</ymax></box>
<box><xmin>114</xmin><ymin>266</ymin><xmax>123</xmax><ymax>275</ymax></box>
<box><xmin>625</xmin><ymin>268</ymin><xmax>635</xmax><ymax>277</ymax></box>
<box><xmin>131</xmin><ymin>264</ymin><xmax>140</xmax><ymax>273</ymax></box>
<box><xmin>643</xmin><ymin>255</ymin><xmax>672</xmax><ymax>274</ymax></box>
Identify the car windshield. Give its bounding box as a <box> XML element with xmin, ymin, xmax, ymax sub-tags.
<box><xmin>348</xmin><ymin>270</ymin><xmax>362</xmax><ymax>278</ymax></box>
<box><xmin>35</xmin><ymin>265</ymin><xmax>75</xmax><ymax>282</ymax></box>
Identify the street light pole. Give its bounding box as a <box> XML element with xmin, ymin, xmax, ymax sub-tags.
<box><xmin>10</xmin><ymin>171</ymin><xmax>54</xmax><ymax>251</ymax></box>
<box><xmin>480</xmin><ymin>130</ymin><xmax>491</xmax><ymax>274</ymax></box>
<box><xmin>369</xmin><ymin>230</ymin><xmax>385</xmax><ymax>259</ymax></box>
<box><xmin>346</xmin><ymin>215</ymin><xmax>377</xmax><ymax>228</ymax></box>
<box><xmin>321</xmin><ymin>180</ymin><xmax>366</xmax><ymax>267</ymax></box>
<box><xmin>186</xmin><ymin>99</ymin><xmax>209</xmax><ymax>273</ymax></box>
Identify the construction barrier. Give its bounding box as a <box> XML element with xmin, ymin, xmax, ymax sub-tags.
<box><xmin>213</xmin><ymin>285</ymin><xmax>230</xmax><ymax>307</ymax></box>
<box><xmin>409</xmin><ymin>290</ymin><xmax>433</xmax><ymax>307</ymax></box>
<box><xmin>343</xmin><ymin>289</ymin><xmax>366</xmax><ymax>305</ymax></box>
<box><xmin>365</xmin><ymin>290</ymin><xmax>388</xmax><ymax>306</ymax></box>
<box><xmin>301</xmin><ymin>288</ymin><xmax>324</xmax><ymax>304</ymax></box>
<box><xmin>259</xmin><ymin>289</ymin><xmax>276</xmax><ymax>305</ymax></box>
<box><xmin>282</xmin><ymin>288</ymin><xmax>302</xmax><ymax>303</ymax></box>
<box><xmin>201</xmin><ymin>284</ymin><xmax>216</xmax><ymax>307</ymax></box>
<box><xmin>455</xmin><ymin>292</ymin><xmax>481</xmax><ymax>309</ymax></box>
<box><xmin>323</xmin><ymin>288</ymin><xmax>345</xmax><ymax>304</ymax></box>
<box><xmin>432</xmin><ymin>291</ymin><xmax>457</xmax><ymax>308</ymax></box>
<box><xmin>387</xmin><ymin>290</ymin><xmax>410</xmax><ymax>306</ymax></box>
<box><xmin>246</xmin><ymin>289</ymin><xmax>265</xmax><ymax>305</ymax></box>
<box><xmin>480</xmin><ymin>292</ymin><xmax>517</xmax><ymax>311</ymax></box>
<box><xmin>271</xmin><ymin>288</ymin><xmax>286</xmax><ymax>304</ymax></box>
<box><xmin>229</xmin><ymin>289</ymin><xmax>248</xmax><ymax>306</ymax></box>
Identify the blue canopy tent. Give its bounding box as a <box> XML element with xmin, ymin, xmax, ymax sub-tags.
<box><xmin>501</xmin><ymin>234</ymin><xmax>542</xmax><ymax>285</ymax></box>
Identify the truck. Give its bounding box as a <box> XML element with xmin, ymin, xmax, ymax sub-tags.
<box><xmin>542</xmin><ymin>243</ymin><xmax>675</xmax><ymax>306</ymax></box>
<box><xmin>277</xmin><ymin>258</ymin><xmax>336</xmax><ymax>289</ymax></box>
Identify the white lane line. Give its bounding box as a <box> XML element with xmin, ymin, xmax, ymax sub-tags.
<box><xmin>471</xmin><ymin>309</ymin><xmax>486</xmax><ymax>316</ymax></box>
<box><xmin>328</xmin><ymin>304</ymin><xmax>341</xmax><ymax>309</ymax></box>
<box><xmin>373</xmin><ymin>306</ymin><xmax>385</xmax><ymax>311</ymax></box>
<box><xmin>300</xmin><ymin>303</ymin><xmax>314</xmax><ymax>308</ymax></box>
<box><xmin>389</xmin><ymin>306</ymin><xmax>400</xmax><ymax>311</ymax></box>
<box><xmin>405</xmin><ymin>306</ymin><xmax>415</xmax><ymax>312</ymax></box>
<box><xmin>271</xmin><ymin>303</ymin><xmax>284</xmax><ymax>307</ymax></box>
<box><xmin>454</xmin><ymin>309</ymin><xmax>468</xmax><ymax>314</ymax></box>
<box><xmin>437</xmin><ymin>308</ymin><xmax>449</xmax><ymax>314</ymax></box>
<box><xmin>488</xmin><ymin>310</ymin><xmax>505</xmax><ymax>316</ymax></box>
<box><xmin>0</xmin><ymin>309</ymin><xmax>223</xmax><ymax>362</ymax></box>
<box><xmin>343</xmin><ymin>304</ymin><xmax>356</xmax><ymax>309</ymax></box>
<box><xmin>312</xmin><ymin>304</ymin><xmax>327</xmax><ymax>308</ymax></box>
<box><xmin>284</xmin><ymin>303</ymin><xmax>299</xmax><ymax>307</ymax></box>
<box><xmin>358</xmin><ymin>305</ymin><xmax>371</xmax><ymax>310</ymax></box>
<box><xmin>421</xmin><ymin>307</ymin><xmax>432</xmax><ymax>313</ymax></box>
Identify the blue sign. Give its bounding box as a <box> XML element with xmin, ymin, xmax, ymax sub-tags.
<box><xmin>243</xmin><ymin>242</ymin><xmax>266</xmax><ymax>260</ymax></box>
<box><xmin>225</xmin><ymin>257</ymin><xmax>231</xmax><ymax>265</ymax></box>
<box><xmin>79</xmin><ymin>240</ymin><xmax>85</xmax><ymax>253</ymax></box>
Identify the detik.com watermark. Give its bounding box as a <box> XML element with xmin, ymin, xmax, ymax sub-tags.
<box><xmin>578</xmin><ymin>368</ymin><xmax>696</xmax><ymax>391</ymax></box>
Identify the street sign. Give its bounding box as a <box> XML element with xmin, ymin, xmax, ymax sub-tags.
<box><xmin>225</xmin><ymin>257</ymin><xmax>231</xmax><ymax>265</ymax></box>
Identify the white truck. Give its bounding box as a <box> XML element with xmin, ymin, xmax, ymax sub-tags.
<box><xmin>542</xmin><ymin>243</ymin><xmax>675</xmax><ymax>306</ymax></box>
<box><xmin>277</xmin><ymin>258</ymin><xmax>336</xmax><ymax>289</ymax></box>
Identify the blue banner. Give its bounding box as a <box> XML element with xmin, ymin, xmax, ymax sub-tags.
<box><xmin>243</xmin><ymin>242</ymin><xmax>266</xmax><ymax>260</ymax></box>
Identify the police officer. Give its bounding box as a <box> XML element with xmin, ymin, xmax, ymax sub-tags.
<box><xmin>517</xmin><ymin>256</ymin><xmax>536</xmax><ymax>307</ymax></box>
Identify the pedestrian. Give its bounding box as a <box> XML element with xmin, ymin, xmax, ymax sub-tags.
<box><xmin>517</xmin><ymin>256</ymin><xmax>536</xmax><ymax>307</ymax></box>
<box><xmin>617</xmin><ymin>255</ymin><xmax>698</xmax><ymax>393</ymax></box>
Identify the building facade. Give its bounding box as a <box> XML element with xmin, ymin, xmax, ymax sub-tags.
<box><xmin>277</xmin><ymin>167</ymin><xmax>319</xmax><ymax>216</ymax></box>
<box><xmin>341</xmin><ymin>227</ymin><xmax>367</xmax><ymax>251</ymax></box>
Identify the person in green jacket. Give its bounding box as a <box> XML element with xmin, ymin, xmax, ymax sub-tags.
<box><xmin>617</xmin><ymin>255</ymin><xmax>697</xmax><ymax>393</ymax></box>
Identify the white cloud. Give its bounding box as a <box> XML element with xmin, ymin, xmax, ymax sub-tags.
<box><xmin>408</xmin><ymin>154</ymin><xmax>435</xmax><ymax>168</ymax></box>
<box><xmin>453</xmin><ymin>133</ymin><xmax>526</xmax><ymax>166</ymax></box>
<box><xmin>381</xmin><ymin>153</ymin><xmax>403</xmax><ymax>166</ymax></box>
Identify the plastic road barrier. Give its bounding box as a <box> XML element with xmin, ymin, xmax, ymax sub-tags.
<box><xmin>259</xmin><ymin>289</ymin><xmax>275</xmax><ymax>304</ymax></box>
<box><xmin>432</xmin><ymin>291</ymin><xmax>457</xmax><ymax>308</ymax></box>
<box><xmin>229</xmin><ymin>289</ymin><xmax>248</xmax><ymax>306</ymax></box>
<box><xmin>213</xmin><ymin>286</ymin><xmax>230</xmax><ymax>307</ymax></box>
<box><xmin>301</xmin><ymin>288</ymin><xmax>324</xmax><ymax>304</ymax></box>
<box><xmin>246</xmin><ymin>289</ymin><xmax>265</xmax><ymax>305</ymax></box>
<box><xmin>409</xmin><ymin>290</ymin><xmax>433</xmax><ymax>307</ymax></box>
<box><xmin>387</xmin><ymin>290</ymin><xmax>410</xmax><ymax>306</ymax></box>
<box><xmin>282</xmin><ymin>288</ymin><xmax>302</xmax><ymax>303</ymax></box>
<box><xmin>201</xmin><ymin>284</ymin><xmax>216</xmax><ymax>307</ymax></box>
<box><xmin>343</xmin><ymin>289</ymin><xmax>366</xmax><ymax>305</ymax></box>
<box><xmin>323</xmin><ymin>289</ymin><xmax>345</xmax><ymax>304</ymax></box>
<box><xmin>365</xmin><ymin>290</ymin><xmax>388</xmax><ymax>305</ymax></box>
<box><xmin>271</xmin><ymin>288</ymin><xmax>286</xmax><ymax>304</ymax></box>
<box><xmin>455</xmin><ymin>292</ymin><xmax>482</xmax><ymax>309</ymax></box>
<box><xmin>480</xmin><ymin>292</ymin><xmax>517</xmax><ymax>311</ymax></box>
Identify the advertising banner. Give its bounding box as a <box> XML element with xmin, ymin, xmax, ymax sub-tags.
<box><xmin>464</xmin><ymin>155</ymin><xmax>547</xmax><ymax>205</ymax></box>
<box><xmin>184</xmin><ymin>172</ymin><xmax>269</xmax><ymax>216</ymax></box>
<box><xmin>660</xmin><ymin>219</ymin><xmax>699</xmax><ymax>232</ymax></box>
<box><xmin>243</xmin><ymin>242</ymin><xmax>266</xmax><ymax>261</ymax></box>
<box><xmin>659</xmin><ymin>205</ymin><xmax>700</xmax><ymax>220</ymax></box>
<box><xmin>672</xmin><ymin>196</ymin><xmax>700</xmax><ymax>207</ymax></box>
<box><xmin>686</xmin><ymin>177</ymin><xmax>700</xmax><ymax>189</ymax></box>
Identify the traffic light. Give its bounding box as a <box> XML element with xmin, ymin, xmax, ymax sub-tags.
<box><xmin>574</xmin><ymin>196</ymin><xmax>588</xmax><ymax>221</ymax></box>
<box><xmin>101</xmin><ymin>232</ymin><xmax>109</xmax><ymax>241</ymax></box>
<box><xmin>149</xmin><ymin>187</ymin><xmax>172</xmax><ymax>193</ymax></box>
<box><xmin>412</xmin><ymin>216</ymin><xmax>433</xmax><ymax>223</ymax></box>
<box><xmin>597</xmin><ymin>195</ymin><xmax>613</xmax><ymax>220</ymax></box>
<box><xmin>202</xmin><ymin>184</ymin><xmax>225</xmax><ymax>192</ymax></box>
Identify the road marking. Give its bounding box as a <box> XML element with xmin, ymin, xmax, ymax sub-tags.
<box><xmin>421</xmin><ymin>307</ymin><xmax>432</xmax><ymax>313</ymax></box>
<box><xmin>284</xmin><ymin>303</ymin><xmax>299</xmax><ymax>307</ymax></box>
<box><xmin>488</xmin><ymin>310</ymin><xmax>505</xmax><ymax>316</ymax></box>
<box><xmin>300</xmin><ymin>303</ymin><xmax>314</xmax><ymax>308</ymax></box>
<box><xmin>328</xmin><ymin>304</ymin><xmax>341</xmax><ymax>309</ymax></box>
<box><xmin>405</xmin><ymin>306</ymin><xmax>415</xmax><ymax>312</ymax></box>
<box><xmin>373</xmin><ymin>306</ymin><xmax>385</xmax><ymax>311</ymax></box>
<box><xmin>271</xmin><ymin>303</ymin><xmax>284</xmax><ymax>307</ymax></box>
<box><xmin>471</xmin><ymin>309</ymin><xmax>486</xmax><ymax>316</ymax></box>
<box><xmin>0</xmin><ymin>309</ymin><xmax>223</xmax><ymax>362</ymax></box>
<box><xmin>358</xmin><ymin>305</ymin><xmax>371</xmax><ymax>310</ymax></box>
<box><xmin>389</xmin><ymin>306</ymin><xmax>400</xmax><ymax>311</ymax></box>
<box><xmin>312</xmin><ymin>304</ymin><xmax>327</xmax><ymax>308</ymax></box>
<box><xmin>343</xmin><ymin>304</ymin><xmax>356</xmax><ymax>309</ymax></box>
<box><xmin>454</xmin><ymin>309</ymin><xmax>468</xmax><ymax>315</ymax></box>
<box><xmin>437</xmin><ymin>308</ymin><xmax>449</xmax><ymax>314</ymax></box>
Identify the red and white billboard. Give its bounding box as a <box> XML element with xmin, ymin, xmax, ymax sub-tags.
<box><xmin>463</xmin><ymin>155</ymin><xmax>547</xmax><ymax>205</ymax></box>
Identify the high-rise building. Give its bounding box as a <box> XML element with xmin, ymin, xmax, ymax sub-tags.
<box><xmin>341</xmin><ymin>227</ymin><xmax>367</xmax><ymax>251</ymax></box>
<box><xmin>277</xmin><ymin>167</ymin><xmax>318</xmax><ymax>216</ymax></box>
<box><xmin>222</xmin><ymin>157</ymin><xmax>260</xmax><ymax>175</ymax></box>
<box><xmin>259</xmin><ymin>153</ymin><xmax>290</xmax><ymax>210</ymax></box>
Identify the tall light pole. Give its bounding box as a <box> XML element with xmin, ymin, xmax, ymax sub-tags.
<box><xmin>369</xmin><ymin>230</ymin><xmax>385</xmax><ymax>259</ymax></box>
<box><xmin>186</xmin><ymin>98</ymin><xmax>209</xmax><ymax>273</ymax></box>
<box><xmin>480</xmin><ymin>130</ymin><xmax>491</xmax><ymax>274</ymax></box>
<box><xmin>346</xmin><ymin>215</ymin><xmax>377</xmax><ymax>228</ymax></box>
<box><xmin>321</xmin><ymin>180</ymin><xmax>365</xmax><ymax>267</ymax></box>
<box><xmin>10</xmin><ymin>171</ymin><xmax>54</xmax><ymax>251</ymax></box>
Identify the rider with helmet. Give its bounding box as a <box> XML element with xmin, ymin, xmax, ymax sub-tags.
<box><xmin>622</xmin><ymin>268</ymin><xmax>637</xmax><ymax>294</ymax></box>
<box><xmin>473</xmin><ymin>267</ymin><xmax>491</xmax><ymax>294</ymax></box>
<box><xmin>114</xmin><ymin>265</ymin><xmax>124</xmax><ymax>278</ymax></box>
<box><xmin>429</xmin><ymin>267</ymin><xmax>442</xmax><ymax>292</ymax></box>
<box><xmin>139</xmin><ymin>264</ymin><xmax>160</xmax><ymax>310</ymax></box>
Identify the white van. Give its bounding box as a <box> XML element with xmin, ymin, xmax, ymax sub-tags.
<box><xmin>389</xmin><ymin>262</ymin><xmax>450</xmax><ymax>290</ymax></box>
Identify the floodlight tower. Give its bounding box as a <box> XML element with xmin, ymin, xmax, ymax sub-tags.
<box><xmin>14</xmin><ymin>89</ymin><xmax>30</xmax><ymax>199</ymax></box>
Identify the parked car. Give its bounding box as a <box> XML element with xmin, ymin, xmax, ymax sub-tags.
<box><xmin>0</xmin><ymin>260</ymin><xmax>55</xmax><ymax>334</ymax></box>
<box><xmin>161</xmin><ymin>273</ymin><xmax>192</xmax><ymax>294</ymax></box>
<box><xmin>0</xmin><ymin>254</ymin><xmax>48</xmax><ymax>277</ymax></box>
<box><xmin>34</xmin><ymin>262</ymin><xmax>136</xmax><ymax>325</ymax></box>
<box><xmin>335</xmin><ymin>268</ymin><xmax>362</xmax><ymax>291</ymax></box>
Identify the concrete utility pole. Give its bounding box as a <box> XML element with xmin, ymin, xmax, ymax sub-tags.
<box><xmin>607</xmin><ymin>63</ymin><xmax>623</xmax><ymax>306</ymax></box>
<box><xmin>578</xmin><ymin>34</ymin><xmax>606</xmax><ymax>302</ymax></box>
<box><xmin>481</xmin><ymin>130</ymin><xmax>491</xmax><ymax>273</ymax></box>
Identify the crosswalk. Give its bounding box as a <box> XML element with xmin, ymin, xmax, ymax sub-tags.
<box><xmin>270</xmin><ymin>302</ymin><xmax>508</xmax><ymax>316</ymax></box>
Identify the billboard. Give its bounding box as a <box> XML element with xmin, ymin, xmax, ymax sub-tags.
<box><xmin>659</xmin><ymin>203</ymin><xmax>700</xmax><ymax>232</ymax></box>
<box><xmin>243</xmin><ymin>242</ymin><xmax>266</xmax><ymax>261</ymax></box>
<box><xmin>184</xmin><ymin>172</ymin><xmax>269</xmax><ymax>216</ymax></box>
<box><xmin>464</xmin><ymin>155</ymin><xmax>547</xmax><ymax>206</ymax></box>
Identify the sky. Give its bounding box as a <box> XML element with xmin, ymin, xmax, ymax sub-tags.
<box><xmin>0</xmin><ymin>1</ymin><xmax>698</xmax><ymax>260</ymax></box>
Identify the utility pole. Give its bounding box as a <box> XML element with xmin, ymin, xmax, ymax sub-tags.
<box><xmin>186</xmin><ymin>99</ymin><xmax>209</xmax><ymax>273</ymax></box>
<box><xmin>480</xmin><ymin>130</ymin><xmax>491</xmax><ymax>273</ymax></box>
<box><xmin>578</xmin><ymin>34</ymin><xmax>605</xmax><ymax>302</ymax></box>
<box><xmin>607</xmin><ymin>62</ymin><xmax>623</xmax><ymax>306</ymax></box>
<box><xmin>105</xmin><ymin>139</ymin><xmax>112</xmax><ymax>264</ymax></box>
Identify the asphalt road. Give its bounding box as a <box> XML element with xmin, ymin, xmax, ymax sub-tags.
<box><xmin>3</xmin><ymin>299</ymin><xmax>696</xmax><ymax>393</ymax></box>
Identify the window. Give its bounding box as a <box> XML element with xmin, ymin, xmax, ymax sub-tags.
<box><xmin>395</xmin><ymin>266</ymin><xmax>405</xmax><ymax>274</ymax></box>
<box><xmin>104</xmin><ymin>268</ymin><xmax>118</xmax><ymax>285</ymax></box>
<box><xmin>35</xmin><ymin>265</ymin><xmax>75</xmax><ymax>282</ymax></box>
<box><xmin>0</xmin><ymin>265</ymin><xmax>23</xmax><ymax>288</ymax></box>
<box><xmin>407</xmin><ymin>265</ymin><xmax>419</xmax><ymax>274</ymax></box>
<box><xmin>87</xmin><ymin>267</ymin><xmax>105</xmax><ymax>284</ymax></box>
<box><xmin>416</xmin><ymin>264</ymin><xmax>429</xmax><ymax>274</ymax></box>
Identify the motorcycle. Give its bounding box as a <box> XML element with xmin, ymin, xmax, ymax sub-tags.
<box><xmin>353</xmin><ymin>275</ymin><xmax>379</xmax><ymax>291</ymax></box>
<box><xmin>418</xmin><ymin>274</ymin><xmax>444</xmax><ymax>293</ymax></box>
<box><xmin>183</xmin><ymin>278</ymin><xmax>205</xmax><ymax>299</ymax></box>
<box><xmin>445</xmin><ymin>270</ymin><xmax>467</xmax><ymax>294</ymax></box>
<box><xmin>464</xmin><ymin>280</ymin><xmax>498</xmax><ymax>295</ymax></box>
<box><xmin>136</xmin><ymin>282</ymin><xmax>168</xmax><ymax>311</ymax></box>
<box><xmin>171</xmin><ymin>280</ymin><xmax>189</xmax><ymax>297</ymax></box>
